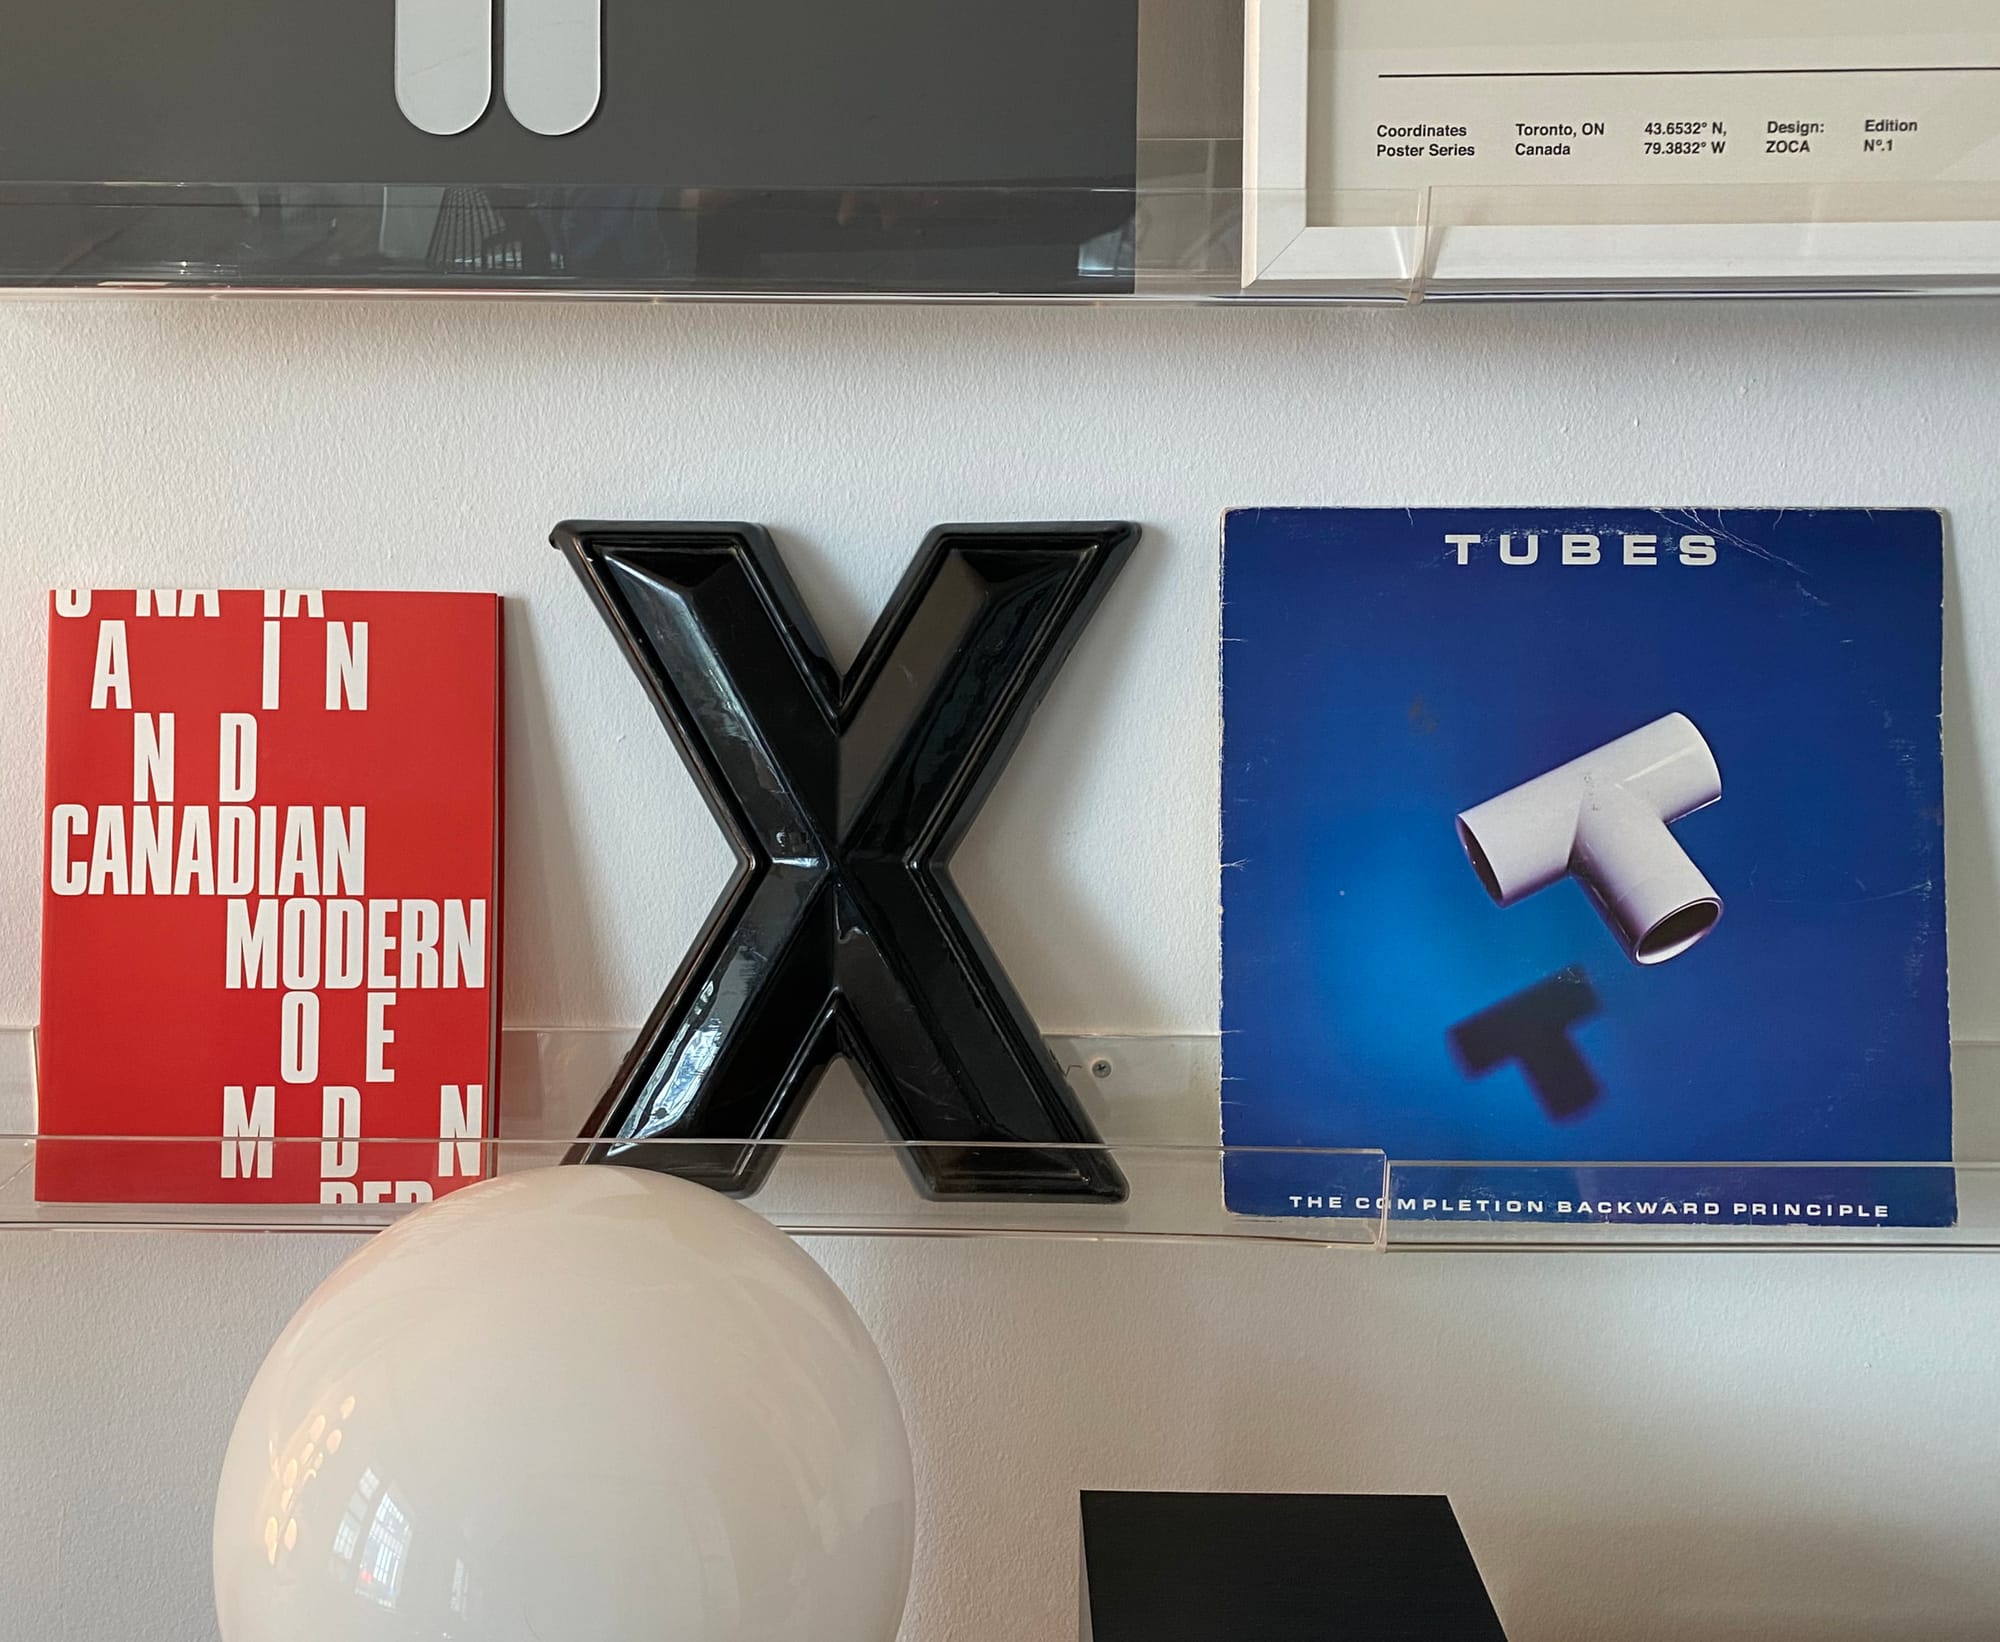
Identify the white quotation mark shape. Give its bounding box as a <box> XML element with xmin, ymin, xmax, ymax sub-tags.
<box><xmin>396</xmin><ymin>0</ymin><xmax>492</xmax><ymax>136</ymax></box>
<box><xmin>396</xmin><ymin>0</ymin><xmax>601</xmax><ymax>138</ymax></box>
<box><xmin>505</xmin><ymin>0</ymin><xmax>602</xmax><ymax>137</ymax></box>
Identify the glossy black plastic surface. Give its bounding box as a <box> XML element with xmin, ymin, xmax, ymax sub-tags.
<box><xmin>555</xmin><ymin>520</ymin><xmax>1137</xmax><ymax>1200</ymax></box>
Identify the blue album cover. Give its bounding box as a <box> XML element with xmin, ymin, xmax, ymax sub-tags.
<box><xmin>1219</xmin><ymin>509</ymin><xmax>1952</xmax><ymax>1227</ymax></box>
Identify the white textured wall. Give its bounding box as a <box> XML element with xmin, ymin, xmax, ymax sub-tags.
<box><xmin>1</xmin><ymin>296</ymin><xmax>1997</xmax><ymax>1640</ymax></box>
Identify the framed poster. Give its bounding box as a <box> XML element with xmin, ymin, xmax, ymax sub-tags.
<box><xmin>0</xmin><ymin>0</ymin><xmax>1136</xmax><ymax>294</ymax></box>
<box><xmin>1244</xmin><ymin>0</ymin><xmax>2000</xmax><ymax>294</ymax></box>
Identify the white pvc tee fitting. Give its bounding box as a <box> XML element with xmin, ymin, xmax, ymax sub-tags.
<box><xmin>1455</xmin><ymin>713</ymin><xmax>1723</xmax><ymax>965</ymax></box>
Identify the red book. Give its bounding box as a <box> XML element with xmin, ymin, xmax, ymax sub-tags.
<box><xmin>37</xmin><ymin>589</ymin><xmax>503</xmax><ymax>1205</ymax></box>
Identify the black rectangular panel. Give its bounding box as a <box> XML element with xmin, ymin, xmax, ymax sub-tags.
<box><xmin>1080</xmin><ymin>1491</ymin><xmax>1511</xmax><ymax>1642</ymax></box>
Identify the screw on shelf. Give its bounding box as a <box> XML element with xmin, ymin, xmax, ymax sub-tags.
<box><xmin>1089</xmin><ymin>1057</ymin><xmax>1114</xmax><ymax>1081</ymax></box>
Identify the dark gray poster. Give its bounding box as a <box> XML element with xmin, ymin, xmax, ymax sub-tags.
<box><xmin>0</xmin><ymin>0</ymin><xmax>1136</xmax><ymax>292</ymax></box>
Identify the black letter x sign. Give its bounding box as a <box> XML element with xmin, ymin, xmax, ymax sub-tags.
<box><xmin>555</xmin><ymin>520</ymin><xmax>1136</xmax><ymax>1201</ymax></box>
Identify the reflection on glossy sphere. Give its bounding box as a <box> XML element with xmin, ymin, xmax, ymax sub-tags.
<box><xmin>214</xmin><ymin>1166</ymin><xmax>914</xmax><ymax>1641</ymax></box>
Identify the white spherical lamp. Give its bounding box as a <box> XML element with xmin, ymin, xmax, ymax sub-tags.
<box><xmin>214</xmin><ymin>1166</ymin><xmax>914</xmax><ymax>1641</ymax></box>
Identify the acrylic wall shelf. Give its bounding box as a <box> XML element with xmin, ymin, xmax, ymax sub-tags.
<box><xmin>4</xmin><ymin>178</ymin><xmax>1998</xmax><ymax>303</ymax></box>
<box><xmin>6</xmin><ymin>0</ymin><xmax>1999</xmax><ymax>301</ymax></box>
<box><xmin>4</xmin><ymin>1028</ymin><xmax>1997</xmax><ymax>1250</ymax></box>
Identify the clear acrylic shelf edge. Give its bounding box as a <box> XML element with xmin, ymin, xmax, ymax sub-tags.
<box><xmin>3</xmin><ymin>176</ymin><xmax>2000</xmax><ymax>303</ymax></box>
<box><xmin>4</xmin><ymin>1028</ymin><xmax>1999</xmax><ymax>1250</ymax></box>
